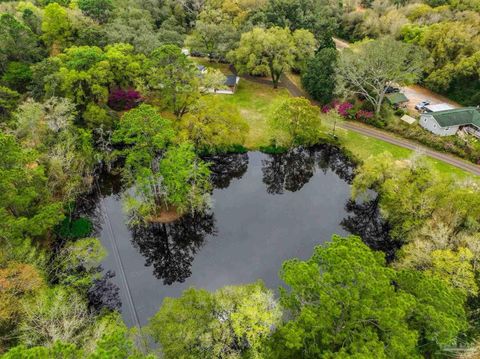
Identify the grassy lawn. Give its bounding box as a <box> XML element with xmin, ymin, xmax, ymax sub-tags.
<box><xmin>340</xmin><ymin>129</ymin><xmax>470</xmax><ymax>179</ymax></box>
<box><xmin>195</xmin><ymin>61</ymin><xmax>473</xmax><ymax>179</ymax></box>
<box><xmin>208</xmin><ymin>79</ymin><xmax>291</xmax><ymax>148</ymax></box>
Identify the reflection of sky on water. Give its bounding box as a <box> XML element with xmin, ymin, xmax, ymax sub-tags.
<box><xmin>93</xmin><ymin>147</ymin><xmax>364</xmax><ymax>326</ymax></box>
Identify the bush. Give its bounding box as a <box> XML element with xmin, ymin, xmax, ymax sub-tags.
<box><xmin>107</xmin><ymin>88</ymin><xmax>141</xmax><ymax>111</ymax></box>
<box><xmin>301</xmin><ymin>48</ymin><xmax>337</xmax><ymax>104</ymax></box>
<box><xmin>78</xmin><ymin>0</ymin><xmax>113</xmax><ymax>23</ymax></box>
<box><xmin>385</xmin><ymin>120</ymin><xmax>480</xmax><ymax>163</ymax></box>
<box><xmin>1</xmin><ymin>62</ymin><xmax>32</xmax><ymax>93</ymax></box>
<box><xmin>57</xmin><ymin>217</ymin><xmax>93</xmax><ymax>239</ymax></box>
<box><xmin>0</xmin><ymin>86</ymin><xmax>20</xmax><ymax>119</ymax></box>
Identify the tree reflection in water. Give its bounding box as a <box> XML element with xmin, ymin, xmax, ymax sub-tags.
<box><xmin>130</xmin><ymin>211</ymin><xmax>217</xmax><ymax>285</ymax></box>
<box><xmin>262</xmin><ymin>145</ymin><xmax>356</xmax><ymax>194</ymax></box>
<box><xmin>314</xmin><ymin>145</ymin><xmax>356</xmax><ymax>184</ymax></box>
<box><xmin>204</xmin><ymin>152</ymin><xmax>249</xmax><ymax>189</ymax></box>
<box><xmin>341</xmin><ymin>197</ymin><xmax>401</xmax><ymax>262</ymax></box>
<box><xmin>127</xmin><ymin>153</ymin><xmax>251</xmax><ymax>285</ymax></box>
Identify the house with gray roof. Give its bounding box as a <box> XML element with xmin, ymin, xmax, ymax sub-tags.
<box><xmin>419</xmin><ymin>107</ymin><xmax>480</xmax><ymax>138</ymax></box>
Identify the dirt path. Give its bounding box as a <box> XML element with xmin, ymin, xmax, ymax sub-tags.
<box><xmin>242</xmin><ymin>69</ymin><xmax>480</xmax><ymax>176</ymax></box>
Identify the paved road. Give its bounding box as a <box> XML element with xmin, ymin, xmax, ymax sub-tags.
<box><xmin>237</xmin><ymin>68</ymin><xmax>480</xmax><ymax>176</ymax></box>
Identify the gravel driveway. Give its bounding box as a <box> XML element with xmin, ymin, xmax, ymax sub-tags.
<box><xmin>402</xmin><ymin>85</ymin><xmax>460</xmax><ymax>112</ymax></box>
<box><xmin>332</xmin><ymin>37</ymin><xmax>461</xmax><ymax>113</ymax></box>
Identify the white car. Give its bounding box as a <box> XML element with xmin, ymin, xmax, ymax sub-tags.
<box><xmin>415</xmin><ymin>101</ymin><xmax>430</xmax><ymax>111</ymax></box>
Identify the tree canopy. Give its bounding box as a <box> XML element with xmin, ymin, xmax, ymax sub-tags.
<box><xmin>228</xmin><ymin>26</ymin><xmax>316</xmax><ymax>88</ymax></box>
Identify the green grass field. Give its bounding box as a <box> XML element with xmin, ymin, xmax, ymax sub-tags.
<box><xmin>195</xmin><ymin>60</ymin><xmax>473</xmax><ymax>179</ymax></box>
<box><xmin>211</xmin><ymin>80</ymin><xmax>290</xmax><ymax>148</ymax></box>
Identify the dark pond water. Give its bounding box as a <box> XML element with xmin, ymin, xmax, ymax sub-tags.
<box><xmin>87</xmin><ymin>145</ymin><xmax>391</xmax><ymax>327</ymax></box>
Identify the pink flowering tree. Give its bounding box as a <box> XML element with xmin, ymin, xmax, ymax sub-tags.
<box><xmin>108</xmin><ymin>88</ymin><xmax>142</xmax><ymax>111</ymax></box>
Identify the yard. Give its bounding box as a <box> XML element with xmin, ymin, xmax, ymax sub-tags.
<box><xmin>195</xmin><ymin>59</ymin><xmax>473</xmax><ymax>179</ymax></box>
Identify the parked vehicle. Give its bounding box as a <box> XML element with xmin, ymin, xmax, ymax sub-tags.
<box><xmin>415</xmin><ymin>101</ymin><xmax>430</xmax><ymax>111</ymax></box>
<box><xmin>385</xmin><ymin>86</ymin><xmax>400</xmax><ymax>94</ymax></box>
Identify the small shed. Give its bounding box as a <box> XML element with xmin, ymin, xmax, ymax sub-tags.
<box><xmin>386</xmin><ymin>92</ymin><xmax>409</xmax><ymax>107</ymax></box>
<box><xmin>401</xmin><ymin>114</ymin><xmax>416</xmax><ymax>125</ymax></box>
<box><xmin>211</xmin><ymin>75</ymin><xmax>240</xmax><ymax>95</ymax></box>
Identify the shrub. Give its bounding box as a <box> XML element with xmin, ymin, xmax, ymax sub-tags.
<box><xmin>1</xmin><ymin>62</ymin><xmax>32</xmax><ymax>93</ymax></box>
<box><xmin>57</xmin><ymin>217</ymin><xmax>93</xmax><ymax>239</ymax></box>
<box><xmin>356</xmin><ymin>110</ymin><xmax>374</xmax><ymax>121</ymax></box>
<box><xmin>107</xmin><ymin>88</ymin><xmax>141</xmax><ymax>111</ymax></box>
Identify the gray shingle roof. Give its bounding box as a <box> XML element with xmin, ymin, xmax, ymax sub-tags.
<box><xmin>225</xmin><ymin>75</ymin><xmax>237</xmax><ymax>87</ymax></box>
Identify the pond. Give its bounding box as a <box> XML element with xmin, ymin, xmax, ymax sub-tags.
<box><xmin>88</xmin><ymin>145</ymin><xmax>390</xmax><ymax>327</ymax></box>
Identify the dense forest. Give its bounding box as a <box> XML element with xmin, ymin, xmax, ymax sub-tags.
<box><xmin>1</xmin><ymin>0</ymin><xmax>480</xmax><ymax>357</ymax></box>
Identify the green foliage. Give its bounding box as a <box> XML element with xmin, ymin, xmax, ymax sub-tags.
<box><xmin>51</xmin><ymin>238</ymin><xmax>106</xmax><ymax>292</ymax></box>
<box><xmin>4</xmin><ymin>313</ymin><xmax>153</xmax><ymax>358</ymax></box>
<box><xmin>148</xmin><ymin>281</ymin><xmax>281</xmax><ymax>359</ymax></box>
<box><xmin>179</xmin><ymin>96</ymin><xmax>249</xmax><ymax>153</ymax></box>
<box><xmin>0</xmin><ymin>86</ymin><xmax>20</xmax><ymax>119</ymax></box>
<box><xmin>0</xmin><ymin>14</ymin><xmax>42</xmax><ymax>72</ymax></box>
<box><xmin>301</xmin><ymin>48</ymin><xmax>337</xmax><ymax>104</ymax></box>
<box><xmin>78</xmin><ymin>0</ymin><xmax>113</xmax><ymax>23</ymax></box>
<box><xmin>273</xmin><ymin>235</ymin><xmax>418</xmax><ymax>358</ymax></box>
<box><xmin>396</xmin><ymin>270</ymin><xmax>467</xmax><ymax>355</ymax></box>
<box><xmin>337</xmin><ymin>37</ymin><xmax>426</xmax><ymax>115</ymax></box>
<box><xmin>41</xmin><ymin>3</ymin><xmax>72</xmax><ymax>52</ymax></box>
<box><xmin>147</xmin><ymin>45</ymin><xmax>200</xmax><ymax>118</ymax></box>
<box><xmin>1</xmin><ymin>62</ymin><xmax>32</xmax><ymax>93</ymax></box>
<box><xmin>43</xmin><ymin>44</ymin><xmax>145</xmax><ymax>111</ymax></box>
<box><xmin>228</xmin><ymin>26</ymin><xmax>316</xmax><ymax>88</ymax></box>
<box><xmin>57</xmin><ymin>217</ymin><xmax>93</xmax><ymax>239</ymax></box>
<box><xmin>354</xmin><ymin>152</ymin><xmax>480</xmax><ymax>299</ymax></box>
<box><xmin>0</xmin><ymin>133</ymin><xmax>64</xmax><ymax>243</ymax></box>
<box><xmin>113</xmin><ymin>104</ymin><xmax>174</xmax><ymax>181</ymax></box>
<box><xmin>159</xmin><ymin>142</ymin><xmax>212</xmax><ymax>214</ymax></box>
<box><xmin>261</xmin><ymin>0</ymin><xmax>338</xmax><ymax>47</ymax></box>
<box><xmin>2</xmin><ymin>341</ymin><xmax>82</xmax><ymax>359</ymax></box>
<box><xmin>268</xmin><ymin>97</ymin><xmax>323</xmax><ymax>147</ymax></box>
<box><xmin>185</xmin><ymin>9</ymin><xmax>239</xmax><ymax>61</ymax></box>
<box><xmin>272</xmin><ymin>235</ymin><xmax>467</xmax><ymax>358</ymax></box>
<box><xmin>11</xmin><ymin>97</ymin><xmax>95</xmax><ymax>202</ymax></box>
<box><xmin>0</xmin><ymin>261</ymin><xmax>44</xmax><ymax>350</ymax></box>
<box><xmin>82</xmin><ymin>103</ymin><xmax>114</xmax><ymax>129</ymax></box>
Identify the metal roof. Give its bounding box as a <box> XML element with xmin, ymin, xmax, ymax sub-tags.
<box><xmin>429</xmin><ymin>107</ymin><xmax>480</xmax><ymax>128</ymax></box>
<box><xmin>424</xmin><ymin>103</ymin><xmax>454</xmax><ymax>112</ymax></box>
<box><xmin>225</xmin><ymin>75</ymin><xmax>238</xmax><ymax>87</ymax></box>
<box><xmin>386</xmin><ymin>92</ymin><xmax>408</xmax><ymax>105</ymax></box>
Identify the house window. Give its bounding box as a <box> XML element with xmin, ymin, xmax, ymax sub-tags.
<box><xmin>423</xmin><ymin>118</ymin><xmax>427</xmax><ymax>122</ymax></box>
<box><xmin>433</xmin><ymin>124</ymin><xmax>437</xmax><ymax>128</ymax></box>
<box><xmin>445</xmin><ymin>127</ymin><xmax>449</xmax><ymax>131</ymax></box>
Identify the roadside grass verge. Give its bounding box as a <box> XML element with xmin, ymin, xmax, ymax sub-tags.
<box><xmin>195</xmin><ymin>61</ymin><xmax>473</xmax><ymax>179</ymax></box>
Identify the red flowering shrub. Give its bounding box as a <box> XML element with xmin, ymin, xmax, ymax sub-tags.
<box><xmin>337</xmin><ymin>102</ymin><xmax>354</xmax><ymax>118</ymax></box>
<box><xmin>355</xmin><ymin>110</ymin><xmax>374</xmax><ymax>121</ymax></box>
<box><xmin>108</xmin><ymin>88</ymin><xmax>142</xmax><ymax>111</ymax></box>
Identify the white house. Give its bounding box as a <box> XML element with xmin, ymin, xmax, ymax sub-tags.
<box><xmin>420</xmin><ymin>107</ymin><xmax>480</xmax><ymax>137</ymax></box>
